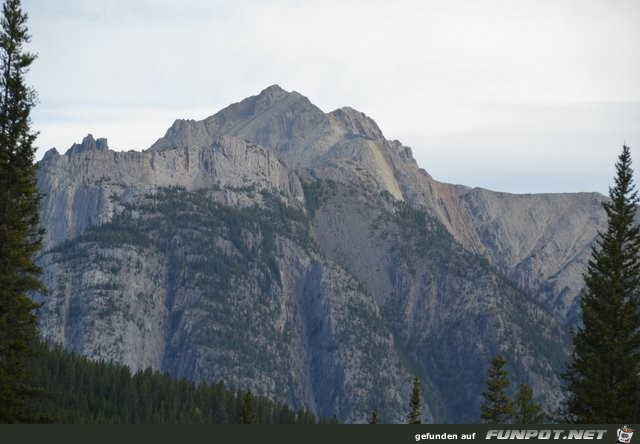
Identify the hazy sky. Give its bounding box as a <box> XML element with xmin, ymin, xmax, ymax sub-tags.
<box><xmin>23</xmin><ymin>0</ymin><xmax>640</xmax><ymax>194</ymax></box>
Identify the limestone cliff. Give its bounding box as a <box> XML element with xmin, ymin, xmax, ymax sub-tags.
<box><xmin>38</xmin><ymin>133</ymin><xmax>303</xmax><ymax>252</ymax></box>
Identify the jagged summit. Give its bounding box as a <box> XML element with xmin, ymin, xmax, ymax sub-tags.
<box><xmin>149</xmin><ymin>86</ymin><xmax>391</xmax><ymax>155</ymax></box>
<box><xmin>65</xmin><ymin>134</ymin><xmax>109</xmax><ymax>156</ymax></box>
<box><xmin>146</xmin><ymin>85</ymin><xmax>415</xmax><ymax>201</ymax></box>
<box><xmin>257</xmin><ymin>84</ymin><xmax>290</xmax><ymax>102</ymax></box>
<box><xmin>148</xmin><ymin>85</ymin><xmax>320</xmax><ymax>154</ymax></box>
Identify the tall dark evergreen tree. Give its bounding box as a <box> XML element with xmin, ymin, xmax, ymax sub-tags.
<box><xmin>237</xmin><ymin>389</ymin><xmax>258</xmax><ymax>424</ymax></box>
<box><xmin>368</xmin><ymin>408</ymin><xmax>378</xmax><ymax>424</ymax></box>
<box><xmin>563</xmin><ymin>145</ymin><xmax>640</xmax><ymax>423</ymax></box>
<box><xmin>407</xmin><ymin>377</ymin><xmax>422</xmax><ymax>424</ymax></box>
<box><xmin>479</xmin><ymin>355</ymin><xmax>512</xmax><ymax>424</ymax></box>
<box><xmin>0</xmin><ymin>0</ymin><xmax>44</xmax><ymax>423</ymax></box>
<box><xmin>512</xmin><ymin>383</ymin><xmax>544</xmax><ymax>424</ymax></box>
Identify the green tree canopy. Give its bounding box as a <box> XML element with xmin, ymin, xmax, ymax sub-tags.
<box><xmin>563</xmin><ymin>145</ymin><xmax>640</xmax><ymax>423</ymax></box>
<box><xmin>479</xmin><ymin>355</ymin><xmax>512</xmax><ymax>424</ymax></box>
<box><xmin>512</xmin><ymin>383</ymin><xmax>544</xmax><ymax>424</ymax></box>
<box><xmin>0</xmin><ymin>0</ymin><xmax>44</xmax><ymax>423</ymax></box>
<box><xmin>237</xmin><ymin>389</ymin><xmax>258</xmax><ymax>424</ymax></box>
<box><xmin>408</xmin><ymin>377</ymin><xmax>422</xmax><ymax>424</ymax></box>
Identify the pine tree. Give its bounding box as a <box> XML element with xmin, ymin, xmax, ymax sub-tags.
<box><xmin>369</xmin><ymin>408</ymin><xmax>378</xmax><ymax>424</ymax></box>
<box><xmin>512</xmin><ymin>383</ymin><xmax>544</xmax><ymax>424</ymax></box>
<box><xmin>237</xmin><ymin>389</ymin><xmax>258</xmax><ymax>424</ymax></box>
<box><xmin>407</xmin><ymin>377</ymin><xmax>422</xmax><ymax>424</ymax></box>
<box><xmin>0</xmin><ymin>0</ymin><xmax>45</xmax><ymax>423</ymax></box>
<box><xmin>479</xmin><ymin>355</ymin><xmax>512</xmax><ymax>424</ymax></box>
<box><xmin>563</xmin><ymin>145</ymin><xmax>640</xmax><ymax>423</ymax></box>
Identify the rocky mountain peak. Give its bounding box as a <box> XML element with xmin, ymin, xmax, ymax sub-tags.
<box><xmin>146</xmin><ymin>86</ymin><xmax>415</xmax><ymax>201</ymax></box>
<box><xmin>329</xmin><ymin>107</ymin><xmax>385</xmax><ymax>141</ymax></box>
<box><xmin>148</xmin><ymin>85</ymin><xmax>317</xmax><ymax>153</ymax></box>
<box><xmin>42</xmin><ymin>147</ymin><xmax>60</xmax><ymax>161</ymax></box>
<box><xmin>255</xmin><ymin>84</ymin><xmax>290</xmax><ymax>105</ymax></box>
<box><xmin>65</xmin><ymin>134</ymin><xmax>109</xmax><ymax>156</ymax></box>
<box><xmin>216</xmin><ymin>84</ymin><xmax>317</xmax><ymax>127</ymax></box>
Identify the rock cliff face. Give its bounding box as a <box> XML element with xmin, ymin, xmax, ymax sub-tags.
<box><xmin>38</xmin><ymin>133</ymin><xmax>303</xmax><ymax>252</ymax></box>
<box><xmin>35</xmin><ymin>85</ymin><xmax>608</xmax><ymax>423</ymax></box>
<box><xmin>148</xmin><ymin>85</ymin><xmax>606</xmax><ymax>323</ymax></box>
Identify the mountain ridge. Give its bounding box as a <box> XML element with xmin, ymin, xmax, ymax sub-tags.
<box><xmin>34</xmin><ymin>85</ymin><xmax>608</xmax><ymax>422</ymax></box>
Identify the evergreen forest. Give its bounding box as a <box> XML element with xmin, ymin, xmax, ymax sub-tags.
<box><xmin>26</xmin><ymin>342</ymin><xmax>318</xmax><ymax>424</ymax></box>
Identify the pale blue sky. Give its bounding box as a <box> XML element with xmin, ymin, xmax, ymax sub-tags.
<box><xmin>23</xmin><ymin>0</ymin><xmax>640</xmax><ymax>194</ymax></box>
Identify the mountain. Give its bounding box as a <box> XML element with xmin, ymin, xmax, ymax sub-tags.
<box><xmin>148</xmin><ymin>84</ymin><xmax>605</xmax><ymax>324</ymax></box>
<box><xmin>34</xmin><ymin>85</ymin><xmax>607</xmax><ymax>423</ymax></box>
